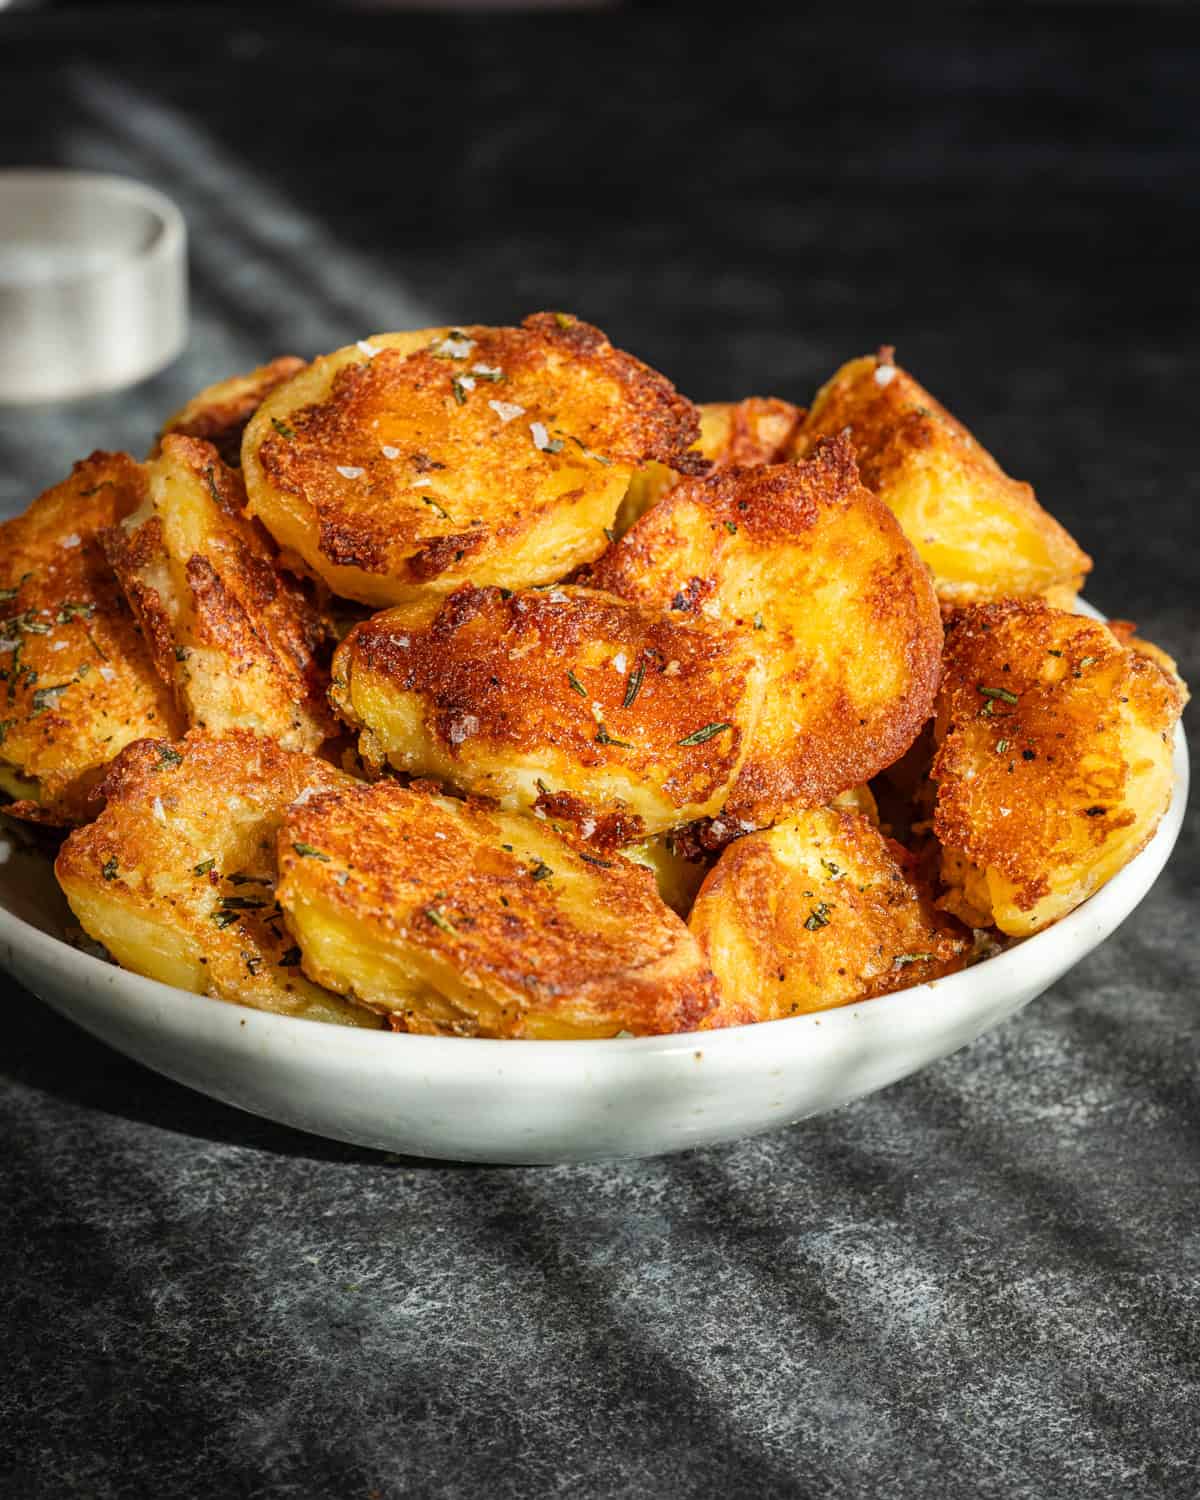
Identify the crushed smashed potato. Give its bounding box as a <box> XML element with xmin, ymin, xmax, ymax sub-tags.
<box><xmin>0</xmin><ymin>320</ymin><xmax>1182</xmax><ymax>1036</ymax></box>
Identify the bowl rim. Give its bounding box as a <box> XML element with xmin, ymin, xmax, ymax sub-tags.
<box><xmin>0</xmin><ymin>719</ymin><xmax>1187</xmax><ymax>1064</ymax></box>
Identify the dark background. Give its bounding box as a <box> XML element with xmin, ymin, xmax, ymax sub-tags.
<box><xmin>2</xmin><ymin>5</ymin><xmax>1197</xmax><ymax>1497</ymax></box>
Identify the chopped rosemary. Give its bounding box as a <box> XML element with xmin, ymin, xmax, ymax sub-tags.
<box><xmin>622</xmin><ymin>661</ymin><xmax>645</xmax><ymax>709</ymax></box>
<box><xmin>243</xmin><ymin>954</ymin><xmax>263</xmax><ymax>976</ymax></box>
<box><xmin>892</xmin><ymin>952</ymin><xmax>933</xmax><ymax>967</ymax></box>
<box><xmin>174</xmin><ymin>646</ymin><xmax>190</xmax><ymax>661</ymax></box>
<box><xmin>566</xmin><ymin>669</ymin><xmax>588</xmax><ymax>697</ymax></box>
<box><xmin>56</xmin><ymin>601</ymin><xmax>96</xmax><ymax>625</ymax></box>
<box><xmin>579</xmin><ymin>852</ymin><xmax>613</xmax><ymax>868</ymax></box>
<box><xmin>677</xmin><ymin>722</ymin><xmax>731</xmax><ymax>746</ymax></box>
<box><xmin>421</xmin><ymin>495</ymin><xmax>452</xmax><ymax>520</ymax></box>
<box><xmin>603</xmin><ymin>527</ymin><xmax>615</xmax><ymax>543</ymax></box>
<box><xmin>156</xmin><ymin>744</ymin><xmax>183</xmax><ymax>768</ymax></box>
<box><xmin>995</xmin><ymin>740</ymin><xmax>1010</xmax><ymax>753</ymax></box>
<box><xmin>425</xmin><ymin>906</ymin><xmax>457</xmax><ymax>934</ymax></box>
<box><xmin>0</xmin><ymin>586</ymin><xmax>18</xmax><ymax>604</ymax></box>
<box><xmin>203</xmin><ymin>467</ymin><xmax>222</xmax><ymax>506</ymax></box>
<box><xmin>804</xmin><ymin>902</ymin><xmax>833</xmax><ymax>931</ymax></box>
<box><xmin>471</xmin><ymin>365</ymin><xmax>504</xmax><ymax>382</ymax></box>
<box><xmin>529</xmin><ymin>860</ymin><xmax>554</xmax><ymax>881</ymax></box>
<box><xmin>979</xmin><ymin>686</ymin><xmax>1018</xmax><ymax>705</ymax></box>
<box><xmin>101</xmin><ymin>856</ymin><xmax>118</xmax><ymax>881</ymax></box>
<box><xmin>193</xmin><ymin>858</ymin><xmax>215</xmax><ymax>877</ymax></box>
<box><xmin>292</xmin><ymin>842</ymin><xmax>330</xmax><ymax>861</ymax></box>
<box><xmin>279</xmin><ymin>946</ymin><xmax>302</xmax><ymax>967</ymax></box>
<box><xmin>553</xmin><ymin>312</ymin><xmax>574</xmax><ymax>329</ymax></box>
<box><xmin>217</xmin><ymin>896</ymin><xmax>267</xmax><ymax>911</ymax></box>
<box><xmin>271</xmin><ymin>417</ymin><xmax>295</xmax><ymax>439</ymax></box>
<box><xmin>595</xmin><ymin>724</ymin><xmax>633</xmax><ymax>749</ymax></box>
<box><xmin>724</xmin><ymin>521</ymin><xmax>738</xmax><ymax>535</ymax></box>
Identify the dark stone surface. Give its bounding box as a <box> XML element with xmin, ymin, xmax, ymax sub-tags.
<box><xmin>1</xmin><ymin>7</ymin><xmax>1197</xmax><ymax>1497</ymax></box>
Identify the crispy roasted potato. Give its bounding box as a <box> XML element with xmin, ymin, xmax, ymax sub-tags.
<box><xmin>55</xmin><ymin>729</ymin><xmax>379</xmax><ymax>1026</ymax></box>
<box><xmin>276</xmin><ymin>779</ymin><xmax>718</xmax><ymax>1038</ymax></box>
<box><xmin>331</xmin><ymin>583</ymin><xmax>764</xmax><ymax>841</ymax></box>
<box><xmin>933</xmin><ymin>601</ymin><xmax>1184</xmax><ymax>936</ymax></box>
<box><xmin>593</xmin><ymin>438</ymin><xmax>943</xmax><ymax>825</ymax></box>
<box><xmin>0</xmin><ymin>453</ymin><xmax>183</xmax><ymax>824</ymax></box>
<box><xmin>155</xmin><ymin>356</ymin><xmax>306</xmax><ymax>468</ymax></box>
<box><xmin>615</xmin><ymin>395</ymin><xmax>806</xmax><ymax>535</ymax></box>
<box><xmin>242</xmin><ymin>313</ymin><xmax>701</xmax><ymax>606</ymax></box>
<box><xmin>103</xmin><ymin>435</ymin><xmax>335</xmax><ymax>752</ymax></box>
<box><xmin>691</xmin><ymin>806</ymin><xmax>970</xmax><ymax>1025</ymax></box>
<box><xmin>795</xmin><ymin>351</ymin><xmax>1092</xmax><ymax>604</ymax></box>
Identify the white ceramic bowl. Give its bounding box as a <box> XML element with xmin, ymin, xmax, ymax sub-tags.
<box><xmin>0</xmin><ymin>719</ymin><xmax>1186</xmax><ymax>1163</ymax></box>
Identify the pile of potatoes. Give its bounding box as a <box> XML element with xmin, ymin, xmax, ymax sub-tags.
<box><xmin>1</xmin><ymin>315</ymin><xmax>1185</xmax><ymax>1037</ymax></box>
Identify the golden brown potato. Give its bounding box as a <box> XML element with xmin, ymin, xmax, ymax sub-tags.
<box><xmin>155</xmin><ymin>356</ymin><xmax>306</xmax><ymax>468</ymax></box>
<box><xmin>1106</xmin><ymin>618</ymin><xmax>1190</xmax><ymax>701</ymax></box>
<box><xmin>276</xmin><ymin>779</ymin><xmax>718</xmax><ymax>1038</ymax></box>
<box><xmin>103</xmin><ymin>435</ymin><xmax>335</xmax><ymax>752</ymax></box>
<box><xmin>330</xmin><ymin>583</ymin><xmax>765</xmax><ymax>842</ymax></box>
<box><xmin>614</xmin><ymin>396</ymin><xmax>806</xmax><ymax>535</ymax></box>
<box><xmin>242</xmin><ymin>313</ymin><xmax>701</xmax><ymax>606</ymax></box>
<box><xmin>933</xmin><ymin>601</ymin><xmax>1184</xmax><ymax>936</ymax></box>
<box><xmin>691</xmin><ymin>807</ymin><xmax>971</xmax><ymax>1026</ymax></box>
<box><xmin>593</xmin><ymin>437</ymin><xmax>943</xmax><ymax>826</ymax></box>
<box><xmin>55</xmin><ymin>729</ymin><xmax>379</xmax><ymax>1026</ymax></box>
<box><xmin>795</xmin><ymin>351</ymin><xmax>1092</xmax><ymax>604</ymax></box>
<box><xmin>0</xmin><ymin>453</ymin><xmax>183</xmax><ymax>825</ymax></box>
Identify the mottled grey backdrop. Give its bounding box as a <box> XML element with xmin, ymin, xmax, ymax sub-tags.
<box><xmin>1</xmin><ymin>6</ymin><xmax>1197</xmax><ymax>1498</ymax></box>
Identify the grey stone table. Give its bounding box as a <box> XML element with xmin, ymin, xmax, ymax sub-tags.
<box><xmin>1</xmin><ymin>7</ymin><xmax>1197</xmax><ymax>1497</ymax></box>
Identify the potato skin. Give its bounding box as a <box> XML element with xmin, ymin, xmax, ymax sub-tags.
<box><xmin>0</xmin><ymin>453</ymin><xmax>183</xmax><ymax>825</ymax></box>
<box><xmin>933</xmin><ymin>601</ymin><xmax>1184</xmax><ymax>936</ymax></box>
<box><xmin>55</xmin><ymin>729</ymin><xmax>379</xmax><ymax>1027</ymax></box>
<box><xmin>155</xmin><ymin>356</ymin><xmax>306</xmax><ymax>468</ymax></box>
<box><xmin>242</xmin><ymin>313</ymin><xmax>701</xmax><ymax>606</ymax></box>
<box><xmin>276</xmin><ymin>778</ymin><xmax>718</xmax><ymax>1038</ymax></box>
<box><xmin>593</xmin><ymin>437</ymin><xmax>943</xmax><ymax>825</ymax></box>
<box><xmin>691</xmin><ymin>807</ymin><xmax>970</xmax><ymax>1026</ymax></box>
<box><xmin>103</xmin><ymin>435</ymin><xmax>335</xmax><ymax>752</ymax></box>
<box><xmin>795</xmin><ymin>352</ymin><xmax>1091</xmax><ymax>604</ymax></box>
<box><xmin>331</xmin><ymin>583</ymin><xmax>764</xmax><ymax>842</ymax></box>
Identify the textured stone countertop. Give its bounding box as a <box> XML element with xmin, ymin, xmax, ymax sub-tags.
<box><xmin>1</xmin><ymin>7</ymin><xmax>1197</xmax><ymax>1497</ymax></box>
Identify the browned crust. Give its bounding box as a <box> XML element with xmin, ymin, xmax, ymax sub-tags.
<box><xmin>593</xmin><ymin>437</ymin><xmax>944</xmax><ymax>822</ymax></box>
<box><xmin>0</xmin><ymin>452</ymin><xmax>184</xmax><ymax>824</ymax></box>
<box><xmin>691</xmin><ymin>807</ymin><xmax>971</xmax><ymax>1026</ymax></box>
<box><xmin>102</xmin><ymin>436</ymin><xmax>336</xmax><ymax>748</ymax></box>
<box><xmin>156</xmin><ymin>356</ymin><xmax>306</xmax><ymax>468</ymax></box>
<box><xmin>333</xmin><ymin>584</ymin><xmax>761</xmax><ymax>833</ymax></box>
<box><xmin>932</xmin><ymin>600</ymin><xmax>1184</xmax><ymax>914</ymax></box>
<box><xmin>794</xmin><ymin>352</ymin><xmax>1092</xmax><ymax>597</ymax></box>
<box><xmin>55</xmin><ymin>729</ymin><xmax>379</xmax><ymax>1024</ymax></box>
<box><xmin>252</xmin><ymin>314</ymin><xmax>699</xmax><ymax>583</ymax></box>
<box><xmin>276</xmin><ymin>778</ymin><xmax>719</xmax><ymax>1037</ymax></box>
<box><xmin>702</xmin><ymin>397</ymin><xmax>806</xmax><ymax>468</ymax></box>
